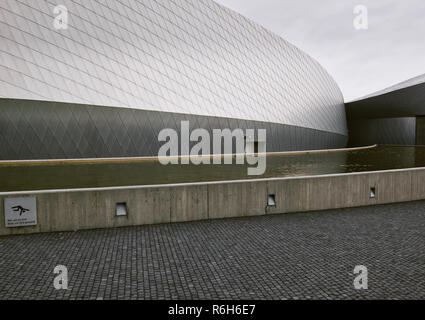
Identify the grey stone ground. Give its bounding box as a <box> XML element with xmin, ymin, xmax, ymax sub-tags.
<box><xmin>0</xmin><ymin>200</ymin><xmax>424</xmax><ymax>300</ymax></box>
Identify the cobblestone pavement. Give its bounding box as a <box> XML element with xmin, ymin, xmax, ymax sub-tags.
<box><xmin>0</xmin><ymin>200</ymin><xmax>424</xmax><ymax>300</ymax></box>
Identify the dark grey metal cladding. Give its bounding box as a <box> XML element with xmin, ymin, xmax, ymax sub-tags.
<box><xmin>0</xmin><ymin>99</ymin><xmax>348</xmax><ymax>160</ymax></box>
<box><xmin>346</xmin><ymin>74</ymin><xmax>425</xmax><ymax>146</ymax></box>
<box><xmin>346</xmin><ymin>82</ymin><xmax>425</xmax><ymax>120</ymax></box>
<box><xmin>416</xmin><ymin>117</ymin><xmax>425</xmax><ymax>145</ymax></box>
<box><xmin>347</xmin><ymin>118</ymin><xmax>416</xmax><ymax>147</ymax></box>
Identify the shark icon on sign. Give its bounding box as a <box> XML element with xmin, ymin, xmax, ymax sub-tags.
<box><xmin>12</xmin><ymin>205</ymin><xmax>29</xmax><ymax>216</ymax></box>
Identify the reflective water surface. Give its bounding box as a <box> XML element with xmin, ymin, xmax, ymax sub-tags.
<box><xmin>1</xmin><ymin>145</ymin><xmax>425</xmax><ymax>192</ymax></box>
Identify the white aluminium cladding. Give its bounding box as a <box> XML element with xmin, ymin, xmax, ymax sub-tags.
<box><xmin>0</xmin><ymin>0</ymin><xmax>348</xmax><ymax>136</ymax></box>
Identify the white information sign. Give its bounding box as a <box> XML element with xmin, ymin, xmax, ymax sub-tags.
<box><xmin>4</xmin><ymin>197</ymin><xmax>37</xmax><ymax>227</ymax></box>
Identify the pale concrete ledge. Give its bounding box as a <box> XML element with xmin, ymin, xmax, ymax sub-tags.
<box><xmin>1</xmin><ymin>167</ymin><xmax>424</xmax><ymax>236</ymax></box>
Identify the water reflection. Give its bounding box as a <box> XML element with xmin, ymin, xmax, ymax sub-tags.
<box><xmin>1</xmin><ymin>145</ymin><xmax>425</xmax><ymax>192</ymax></box>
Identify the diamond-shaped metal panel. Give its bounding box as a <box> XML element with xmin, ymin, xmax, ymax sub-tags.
<box><xmin>0</xmin><ymin>0</ymin><xmax>347</xmax><ymax>151</ymax></box>
<box><xmin>0</xmin><ymin>98</ymin><xmax>347</xmax><ymax>160</ymax></box>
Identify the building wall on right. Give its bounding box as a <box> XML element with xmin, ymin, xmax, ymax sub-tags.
<box><xmin>348</xmin><ymin>117</ymin><xmax>416</xmax><ymax>147</ymax></box>
<box><xmin>416</xmin><ymin>117</ymin><xmax>425</xmax><ymax>145</ymax></box>
<box><xmin>346</xmin><ymin>75</ymin><xmax>425</xmax><ymax>147</ymax></box>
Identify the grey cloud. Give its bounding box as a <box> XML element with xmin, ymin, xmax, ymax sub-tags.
<box><xmin>214</xmin><ymin>0</ymin><xmax>425</xmax><ymax>101</ymax></box>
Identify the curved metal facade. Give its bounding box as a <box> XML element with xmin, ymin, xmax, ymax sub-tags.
<box><xmin>0</xmin><ymin>0</ymin><xmax>347</xmax><ymax>159</ymax></box>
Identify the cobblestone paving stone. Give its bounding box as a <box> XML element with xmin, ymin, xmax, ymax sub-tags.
<box><xmin>0</xmin><ymin>200</ymin><xmax>424</xmax><ymax>300</ymax></box>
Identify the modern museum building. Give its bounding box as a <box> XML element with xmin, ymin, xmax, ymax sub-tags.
<box><xmin>0</xmin><ymin>0</ymin><xmax>348</xmax><ymax>160</ymax></box>
<box><xmin>1</xmin><ymin>0</ymin><xmax>424</xmax><ymax>161</ymax></box>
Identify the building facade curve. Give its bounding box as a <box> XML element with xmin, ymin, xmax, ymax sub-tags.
<box><xmin>0</xmin><ymin>0</ymin><xmax>347</xmax><ymax>159</ymax></box>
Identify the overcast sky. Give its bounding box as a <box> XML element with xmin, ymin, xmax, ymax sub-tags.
<box><xmin>215</xmin><ymin>0</ymin><xmax>425</xmax><ymax>102</ymax></box>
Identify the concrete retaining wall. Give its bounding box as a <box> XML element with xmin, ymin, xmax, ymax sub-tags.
<box><xmin>1</xmin><ymin>168</ymin><xmax>425</xmax><ymax>236</ymax></box>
